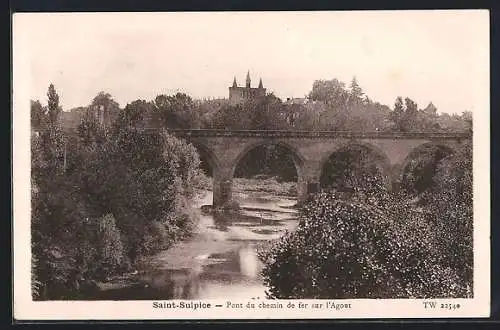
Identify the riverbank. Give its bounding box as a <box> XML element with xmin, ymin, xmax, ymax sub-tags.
<box><xmin>92</xmin><ymin>180</ymin><xmax>298</xmax><ymax>298</ymax></box>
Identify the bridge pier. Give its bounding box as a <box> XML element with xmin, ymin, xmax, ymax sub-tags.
<box><xmin>297</xmin><ymin>160</ymin><xmax>322</xmax><ymax>204</ymax></box>
<box><xmin>212</xmin><ymin>166</ymin><xmax>234</xmax><ymax>209</ymax></box>
<box><xmin>297</xmin><ymin>180</ymin><xmax>321</xmax><ymax>204</ymax></box>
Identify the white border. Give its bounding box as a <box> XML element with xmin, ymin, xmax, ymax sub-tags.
<box><xmin>12</xmin><ymin>10</ymin><xmax>490</xmax><ymax>320</ymax></box>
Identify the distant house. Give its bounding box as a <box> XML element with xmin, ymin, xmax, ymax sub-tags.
<box><xmin>284</xmin><ymin>97</ymin><xmax>307</xmax><ymax>106</ymax></box>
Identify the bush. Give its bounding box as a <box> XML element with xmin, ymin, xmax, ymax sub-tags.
<box><xmin>320</xmin><ymin>145</ymin><xmax>388</xmax><ymax>192</ymax></box>
<box><xmin>401</xmin><ymin>144</ymin><xmax>452</xmax><ymax>195</ymax></box>
<box><xmin>424</xmin><ymin>142</ymin><xmax>473</xmax><ymax>288</ymax></box>
<box><xmin>98</xmin><ymin>214</ymin><xmax>127</xmax><ymax>277</ymax></box>
<box><xmin>259</xmin><ymin>188</ymin><xmax>472</xmax><ymax>299</ymax></box>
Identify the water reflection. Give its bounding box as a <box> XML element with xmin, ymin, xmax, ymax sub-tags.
<box><xmin>212</xmin><ymin>212</ymin><xmax>231</xmax><ymax>231</ymax></box>
<box><xmin>239</xmin><ymin>245</ymin><xmax>260</xmax><ymax>279</ymax></box>
<box><xmin>90</xmin><ymin>191</ymin><xmax>298</xmax><ymax>300</ymax></box>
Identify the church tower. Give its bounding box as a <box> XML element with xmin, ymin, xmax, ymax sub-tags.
<box><xmin>229</xmin><ymin>71</ymin><xmax>266</xmax><ymax>105</ymax></box>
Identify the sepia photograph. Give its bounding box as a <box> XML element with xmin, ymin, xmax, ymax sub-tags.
<box><xmin>13</xmin><ymin>10</ymin><xmax>490</xmax><ymax>319</ymax></box>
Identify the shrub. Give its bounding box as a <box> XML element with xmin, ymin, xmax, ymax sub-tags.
<box><xmin>97</xmin><ymin>214</ymin><xmax>127</xmax><ymax>277</ymax></box>
<box><xmin>423</xmin><ymin>142</ymin><xmax>473</xmax><ymax>290</ymax></box>
<box><xmin>259</xmin><ymin>188</ymin><xmax>472</xmax><ymax>299</ymax></box>
<box><xmin>320</xmin><ymin>145</ymin><xmax>388</xmax><ymax>192</ymax></box>
<box><xmin>401</xmin><ymin>144</ymin><xmax>452</xmax><ymax>195</ymax></box>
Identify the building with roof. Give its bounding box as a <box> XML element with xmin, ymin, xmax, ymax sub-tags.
<box><xmin>229</xmin><ymin>71</ymin><xmax>266</xmax><ymax>105</ymax></box>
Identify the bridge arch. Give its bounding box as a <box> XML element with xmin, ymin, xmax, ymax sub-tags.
<box><xmin>230</xmin><ymin>140</ymin><xmax>306</xmax><ymax>180</ymax></box>
<box><xmin>167</xmin><ymin>129</ymin><xmax>471</xmax><ymax>206</ymax></box>
<box><xmin>189</xmin><ymin>141</ymin><xmax>221</xmax><ymax>175</ymax></box>
<box><xmin>319</xmin><ymin>140</ymin><xmax>393</xmax><ymax>190</ymax></box>
<box><xmin>398</xmin><ymin>141</ymin><xmax>457</xmax><ymax>193</ymax></box>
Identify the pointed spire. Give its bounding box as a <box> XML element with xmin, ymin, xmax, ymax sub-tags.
<box><xmin>232</xmin><ymin>76</ymin><xmax>237</xmax><ymax>88</ymax></box>
<box><xmin>258</xmin><ymin>78</ymin><xmax>263</xmax><ymax>89</ymax></box>
<box><xmin>246</xmin><ymin>70</ymin><xmax>251</xmax><ymax>88</ymax></box>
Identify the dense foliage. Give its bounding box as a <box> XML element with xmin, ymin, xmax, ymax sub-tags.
<box><xmin>400</xmin><ymin>144</ymin><xmax>453</xmax><ymax>195</ymax></box>
<box><xmin>320</xmin><ymin>145</ymin><xmax>388</xmax><ymax>191</ymax></box>
<box><xmin>424</xmin><ymin>142</ymin><xmax>473</xmax><ymax>287</ymax></box>
<box><xmin>259</xmin><ymin>143</ymin><xmax>473</xmax><ymax>299</ymax></box>
<box><xmin>31</xmin><ymin>76</ymin><xmax>473</xmax><ymax>300</ymax></box>
<box><xmin>58</xmin><ymin>78</ymin><xmax>471</xmax><ymax>183</ymax></box>
<box><xmin>31</xmin><ymin>85</ymin><xmax>204</xmax><ymax>299</ymax></box>
<box><xmin>60</xmin><ymin>78</ymin><xmax>472</xmax><ymax>134</ymax></box>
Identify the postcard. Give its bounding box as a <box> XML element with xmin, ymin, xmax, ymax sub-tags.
<box><xmin>12</xmin><ymin>10</ymin><xmax>490</xmax><ymax>320</ymax></box>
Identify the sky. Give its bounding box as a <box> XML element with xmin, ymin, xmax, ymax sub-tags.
<box><xmin>14</xmin><ymin>10</ymin><xmax>489</xmax><ymax>114</ymax></box>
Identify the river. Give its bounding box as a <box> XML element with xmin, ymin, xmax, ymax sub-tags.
<box><xmin>92</xmin><ymin>189</ymin><xmax>299</xmax><ymax>300</ymax></box>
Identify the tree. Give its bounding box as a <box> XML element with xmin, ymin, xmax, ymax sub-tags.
<box><xmin>308</xmin><ymin>79</ymin><xmax>349</xmax><ymax>108</ymax></box>
<box><xmin>91</xmin><ymin>92</ymin><xmax>120</xmax><ymax>110</ymax></box>
<box><xmin>31</xmin><ymin>100</ymin><xmax>46</xmax><ymax>130</ymax></box>
<box><xmin>32</xmin><ymin>85</ymin><xmax>66</xmax><ymax>179</ymax></box>
<box><xmin>401</xmin><ymin>145</ymin><xmax>453</xmax><ymax>195</ymax></box>
<box><xmin>121</xmin><ymin>100</ymin><xmax>155</xmax><ymax>128</ymax></box>
<box><xmin>306</xmin><ymin>78</ymin><xmax>392</xmax><ymax>131</ymax></box>
<box><xmin>98</xmin><ymin>214</ymin><xmax>126</xmax><ymax>277</ymax></box>
<box><xmin>388</xmin><ymin>97</ymin><xmax>419</xmax><ymax>132</ymax></box>
<box><xmin>248</xmin><ymin>93</ymin><xmax>287</xmax><ymax>130</ymax></box>
<box><xmin>208</xmin><ymin>92</ymin><xmax>287</xmax><ymax>130</ymax></box>
<box><xmin>403</xmin><ymin>97</ymin><xmax>419</xmax><ymax>131</ymax></box>
<box><xmin>389</xmin><ymin>97</ymin><xmax>405</xmax><ymax>131</ymax></box>
<box><xmin>153</xmin><ymin>93</ymin><xmax>199</xmax><ymax>129</ymax></box>
<box><xmin>349</xmin><ymin>76</ymin><xmax>364</xmax><ymax>102</ymax></box>
<box><xmin>32</xmin><ymin>84</ymin><xmax>82</xmax><ymax>299</ymax></box>
<box><xmin>73</xmin><ymin>116</ymin><xmax>204</xmax><ymax>262</ymax></box>
<box><xmin>209</xmin><ymin>103</ymin><xmax>250</xmax><ymax>129</ymax></box>
<box><xmin>88</xmin><ymin>92</ymin><xmax>121</xmax><ymax>128</ymax></box>
<box><xmin>47</xmin><ymin>84</ymin><xmax>61</xmax><ymax>125</ymax></box>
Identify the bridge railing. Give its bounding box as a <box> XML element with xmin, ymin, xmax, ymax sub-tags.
<box><xmin>35</xmin><ymin>126</ymin><xmax>471</xmax><ymax>140</ymax></box>
<box><xmin>161</xmin><ymin>128</ymin><xmax>472</xmax><ymax>140</ymax></box>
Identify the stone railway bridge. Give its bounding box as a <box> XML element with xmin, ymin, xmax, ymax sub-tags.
<box><xmin>163</xmin><ymin>129</ymin><xmax>471</xmax><ymax>207</ymax></box>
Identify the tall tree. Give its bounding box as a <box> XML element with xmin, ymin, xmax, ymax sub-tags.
<box><xmin>47</xmin><ymin>84</ymin><xmax>61</xmax><ymax>125</ymax></box>
<box><xmin>349</xmin><ymin>76</ymin><xmax>364</xmax><ymax>102</ymax></box>
<box><xmin>403</xmin><ymin>97</ymin><xmax>419</xmax><ymax>131</ymax></box>
<box><xmin>389</xmin><ymin>97</ymin><xmax>405</xmax><ymax>131</ymax></box>
<box><xmin>31</xmin><ymin>84</ymin><xmax>73</xmax><ymax>299</ymax></box>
